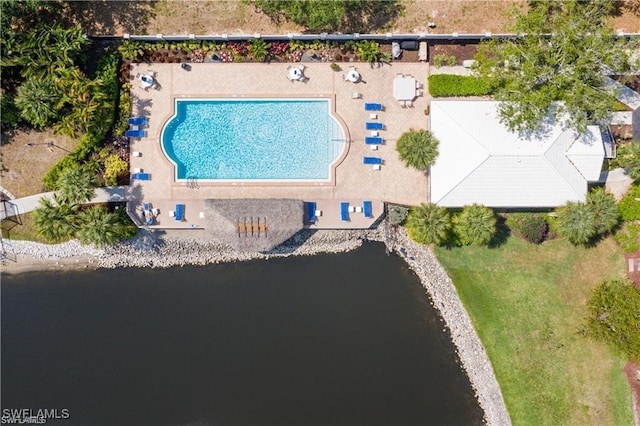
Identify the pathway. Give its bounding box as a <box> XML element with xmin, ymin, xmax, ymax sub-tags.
<box><xmin>1</xmin><ymin>187</ymin><xmax>127</xmax><ymax>220</ymax></box>
<box><xmin>604</xmin><ymin>77</ymin><xmax>640</xmax><ymax>110</ymax></box>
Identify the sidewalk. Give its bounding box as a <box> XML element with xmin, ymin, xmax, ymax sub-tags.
<box><xmin>1</xmin><ymin>187</ymin><xmax>127</xmax><ymax>220</ymax></box>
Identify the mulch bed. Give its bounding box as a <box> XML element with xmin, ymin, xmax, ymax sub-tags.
<box><xmin>428</xmin><ymin>42</ymin><xmax>479</xmax><ymax>65</ymax></box>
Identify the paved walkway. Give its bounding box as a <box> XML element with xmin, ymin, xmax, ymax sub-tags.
<box><xmin>605</xmin><ymin>77</ymin><xmax>640</xmax><ymax>110</ymax></box>
<box><xmin>610</xmin><ymin>111</ymin><xmax>633</xmax><ymax>125</ymax></box>
<box><xmin>1</xmin><ymin>187</ymin><xmax>127</xmax><ymax>220</ymax></box>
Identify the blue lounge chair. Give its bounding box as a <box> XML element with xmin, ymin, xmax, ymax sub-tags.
<box><xmin>365</xmin><ymin>136</ymin><xmax>383</xmax><ymax>145</ymax></box>
<box><xmin>175</xmin><ymin>204</ymin><xmax>185</xmax><ymax>221</ymax></box>
<box><xmin>129</xmin><ymin>117</ymin><xmax>148</xmax><ymax>126</ymax></box>
<box><xmin>364</xmin><ymin>103</ymin><xmax>383</xmax><ymax>111</ymax></box>
<box><xmin>363</xmin><ymin>201</ymin><xmax>373</xmax><ymax>218</ymax></box>
<box><xmin>366</xmin><ymin>122</ymin><xmax>384</xmax><ymax>130</ymax></box>
<box><xmin>130</xmin><ymin>173</ymin><xmax>148</xmax><ymax>180</ymax></box>
<box><xmin>125</xmin><ymin>129</ymin><xmax>146</xmax><ymax>138</ymax></box>
<box><xmin>143</xmin><ymin>202</ymin><xmax>151</xmax><ymax>211</ymax></box>
<box><xmin>341</xmin><ymin>202</ymin><xmax>349</xmax><ymax>221</ymax></box>
<box><xmin>363</xmin><ymin>157</ymin><xmax>382</xmax><ymax>165</ymax></box>
<box><xmin>306</xmin><ymin>202</ymin><xmax>317</xmax><ymax>223</ymax></box>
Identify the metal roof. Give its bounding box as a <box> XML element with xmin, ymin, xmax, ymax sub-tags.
<box><xmin>430</xmin><ymin>100</ymin><xmax>605</xmax><ymax>208</ymax></box>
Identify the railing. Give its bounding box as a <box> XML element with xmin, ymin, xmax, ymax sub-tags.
<box><xmin>88</xmin><ymin>32</ymin><xmax>640</xmax><ymax>42</ymax></box>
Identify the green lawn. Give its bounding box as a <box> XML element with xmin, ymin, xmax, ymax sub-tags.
<box><xmin>1</xmin><ymin>213</ymin><xmax>42</xmax><ymax>242</ymax></box>
<box><xmin>434</xmin><ymin>236</ymin><xmax>634</xmax><ymax>426</ymax></box>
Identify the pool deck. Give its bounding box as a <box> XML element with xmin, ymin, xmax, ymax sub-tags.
<box><xmin>128</xmin><ymin>62</ymin><xmax>430</xmax><ymax>230</ymax></box>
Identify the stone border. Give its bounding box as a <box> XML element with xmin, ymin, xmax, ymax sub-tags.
<box><xmin>2</xmin><ymin>226</ymin><xmax>511</xmax><ymax>425</ymax></box>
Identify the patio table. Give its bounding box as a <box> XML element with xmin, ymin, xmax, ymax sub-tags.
<box><xmin>139</xmin><ymin>74</ymin><xmax>154</xmax><ymax>89</ymax></box>
<box><xmin>393</xmin><ymin>76</ymin><xmax>417</xmax><ymax>101</ymax></box>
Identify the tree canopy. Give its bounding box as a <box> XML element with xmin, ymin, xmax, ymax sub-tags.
<box><xmin>584</xmin><ymin>279</ymin><xmax>640</xmax><ymax>361</ymax></box>
<box><xmin>474</xmin><ymin>0</ymin><xmax>638</xmax><ymax>134</ymax></box>
<box><xmin>405</xmin><ymin>203</ymin><xmax>451</xmax><ymax>245</ymax></box>
<box><xmin>452</xmin><ymin>204</ymin><xmax>497</xmax><ymax>246</ymax></box>
<box><xmin>396</xmin><ymin>129</ymin><xmax>439</xmax><ymax>171</ymax></box>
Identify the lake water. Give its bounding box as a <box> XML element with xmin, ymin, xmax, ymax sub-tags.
<box><xmin>1</xmin><ymin>242</ymin><xmax>483</xmax><ymax>425</ymax></box>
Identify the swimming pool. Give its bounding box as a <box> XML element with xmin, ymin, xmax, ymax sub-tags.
<box><xmin>161</xmin><ymin>99</ymin><xmax>346</xmax><ymax>181</ymax></box>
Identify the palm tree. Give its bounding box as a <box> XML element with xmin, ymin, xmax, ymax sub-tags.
<box><xmin>619</xmin><ymin>142</ymin><xmax>640</xmax><ymax>182</ymax></box>
<box><xmin>453</xmin><ymin>204</ymin><xmax>497</xmax><ymax>246</ymax></box>
<box><xmin>75</xmin><ymin>205</ymin><xmax>126</xmax><ymax>247</ymax></box>
<box><xmin>396</xmin><ymin>129</ymin><xmax>440</xmax><ymax>171</ymax></box>
<box><xmin>56</xmin><ymin>164</ymin><xmax>97</xmax><ymax>204</ymax></box>
<box><xmin>33</xmin><ymin>194</ymin><xmax>78</xmax><ymax>243</ymax></box>
<box><xmin>556</xmin><ymin>201</ymin><xmax>597</xmax><ymax>245</ymax></box>
<box><xmin>586</xmin><ymin>187</ymin><xmax>619</xmax><ymax>235</ymax></box>
<box><xmin>405</xmin><ymin>203</ymin><xmax>451</xmax><ymax>245</ymax></box>
<box><xmin>14</xmin><ymin>77</ymin><xmax>59</xmax><ymax>128</ymax></box>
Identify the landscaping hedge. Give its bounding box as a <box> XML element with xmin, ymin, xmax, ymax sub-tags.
<box><xmin>618</xmin><ymin>184</ymin><xmax>640</xmax><ymax>221</ymax></box>
<box><xmin>428</xmin><ymin>74</ymin><xmax>493</xmax><ymax>97</ymax></box>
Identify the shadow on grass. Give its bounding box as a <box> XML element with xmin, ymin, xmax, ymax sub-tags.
<box><xmin>60</xmin><ymin>1</ymin><xmax>156</xmax><ymax>36</ymax></box>
<box><xmin>489</xmin><ymin>216</ymin><xmax>511</xmax><ymax>249</ymax></box>
<box><xmin>342</xmin><ymin>0</ymin><xmax>405</xmax><ymax>33</ymax></box>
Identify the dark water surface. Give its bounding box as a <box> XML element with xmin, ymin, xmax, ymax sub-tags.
<box><xmin>2</xmin><ymin>242</ymin><xmax>483</xmax><ymax>425</ymax></box>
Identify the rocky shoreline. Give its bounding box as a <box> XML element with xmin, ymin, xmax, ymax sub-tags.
<box><xmin>1</xmin><ymin>226</ymin><xmax>510</xmax><ymax>425</ymax></box>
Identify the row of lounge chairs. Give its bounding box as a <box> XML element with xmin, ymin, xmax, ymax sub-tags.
<box><xmin>341</xmin><ymin>201</ymin><xmax>373</xmax><ymax>221</ymax></box>
<box><xmin>365</xmin><ymin>105</ymin><xmax>384</xmax><ymax>148</ymax></box>
<box><xmin>126</xmin><ymin>116</ymin><xmax>148</xmax><ymax>138</ymax></box>
<box><xmin>306</xmin><ymin>201</ymin><xmax>373</xmax><ymax>223</ymax></box>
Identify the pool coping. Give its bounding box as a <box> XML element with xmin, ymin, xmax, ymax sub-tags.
<box><xmin>159</xmin><ymin>95</ymin><xmax>351</xmax><ymax>187</ymax></box>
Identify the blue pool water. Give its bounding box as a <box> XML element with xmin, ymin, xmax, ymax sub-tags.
<box><xmin>161</xmin><ymin>99</ymin><xmax>346</xmax><ymax>180</ymax></box>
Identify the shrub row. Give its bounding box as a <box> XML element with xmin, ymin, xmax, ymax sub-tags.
<box><xmin>43</xmin><ymin>53</ymin><xmax>119</xmax><ymax>190</ymax></box>
<box><xmin>428</xmin><ymin>74</ymin><xmax>493</xmax><ymax>97</ymax></box>
<box><xmin>618</xmin><ymin>184</ymin><xmax>640</xmax><ymax>221</ymax></box>
<box><xmin>506</xmin><ymin>213</ymin><xmax>549</xmax><ymax>244</ymax></box>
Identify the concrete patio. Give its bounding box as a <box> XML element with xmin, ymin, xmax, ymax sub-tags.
<box><xmin>127</xmin><ymin>61</ymin><xmax>430</xmax><ymax>230</ymax></box>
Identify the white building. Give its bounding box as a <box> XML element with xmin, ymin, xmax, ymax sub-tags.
<box><xmin>429</xmin><ymin>100</ymin><xmax>609</xmax><ymax>208</ymax></box>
